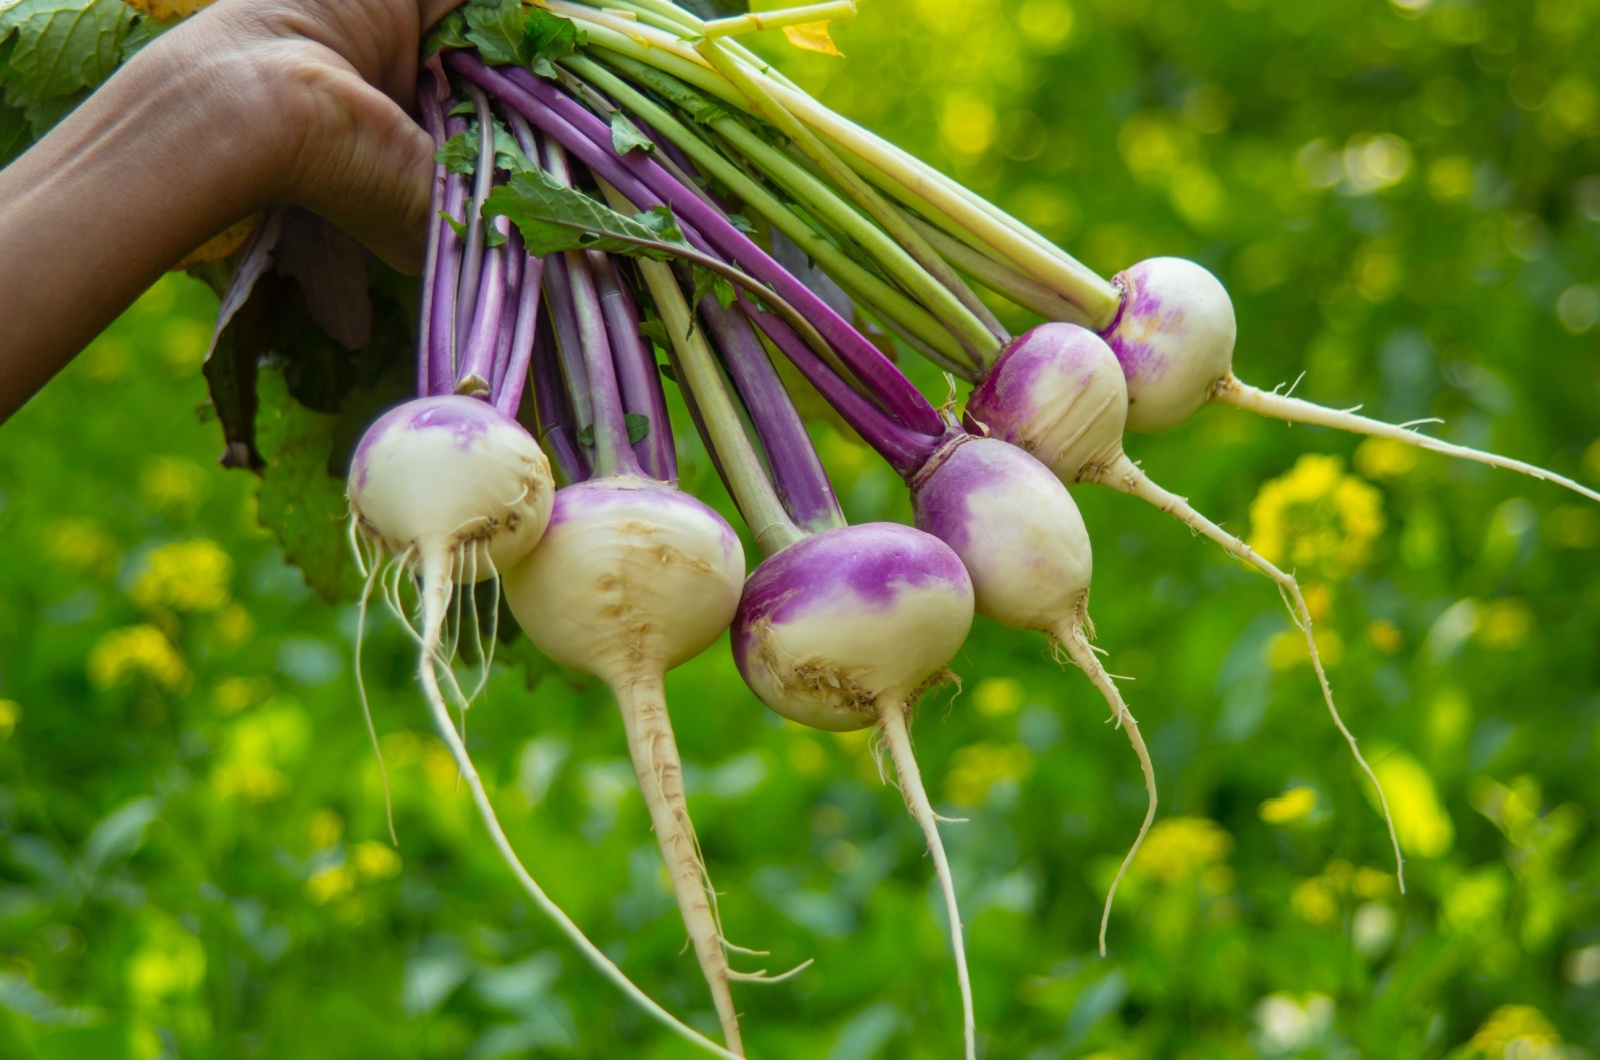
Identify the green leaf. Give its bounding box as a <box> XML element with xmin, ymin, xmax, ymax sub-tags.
<box><xmin>0</xmin><ymin>105</ymin><xmax>27</xmax><ymax>166</ymax></box>
<box><xmin>691</xmin><ymin>267</ymin><xmax>736</xmax><ymax>312</ymax></box>
<box><xmin>657</xmin><ymin>360</ymin><xmax>677</xmax><ymax>384</ymax></box>
<box><xmin>449</xmin><ymin>99</ymin><xmax>477</xmax><ymax>117</ymax></box>
<box><xmin>575</xmin><ymin>424</ymin><xmax>595</xmax><ymax>448</ymax></box>
<box><xmin>0</xmin><ymin>0</ymin><xmax>132</xmax><ymax>102</ymax></box>
<box><xmin>422</xmin><ymin>10</ymin><xmax>471</xmax><ymax>56</ymax></box>
<box><xmin>633</xmin><ymin>65</ymin><xmax>732</xmax><ymax>125</ymax></box>
<box><xmin>624</xmin><ymin>412</ymin><xmax>651</xmax><ymax>445</ymax></box>
<box><xmin>493</xmin><ymin>124</ymin><xmax>533</xmax><ymax>173</ymax></box>
<box><xmin>463</xmin><ymin>0</ymin><xmax>528</xmax><ymax>65</ymax></box>
<box><xmin>436</xmin><ymin>130</ymin><xmax>479</xmax><ymax>175</ymax></box>
<box><xmin>439</xmin><ymin>211</ymin><xmax>468</xmax><ymax>240</ymax></box>
<box><xmin>524</xmin><ymin>8</ymin><xmax>582</xmax><ymax>66</ymax></box>
<box><xmin>728</xmin><ymin>213</ymin><xmax>757</xmax><ymax>235</ymax></box>
<box><xmin>638</xmin><ymin>319</ymin><xmax>670</xmax><ymax>349</ymax></box>
<box><xmin>254</xmin><ymin>370</ymin><xmax>363</xmax><ymax>604</ymax></box>
<box><xmin>610</xmin><ymin>112</ymin><xmax>654</xmax><ymax>156</ymax></box>
<box><xmin>484</xmin><ymin>226</ymin><xmax>508</xmax><ymax>249</ymax></box>
<box><xmin>483</xmin><ymin>170</ymin><xmax>689</xmax><ymax>260</ymax></box>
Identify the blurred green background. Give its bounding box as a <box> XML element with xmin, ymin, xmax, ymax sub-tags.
<box><xmin>3</xmin><ymin>0</ymin><xmax>1600</xmax><ymax>1056</ymax></box>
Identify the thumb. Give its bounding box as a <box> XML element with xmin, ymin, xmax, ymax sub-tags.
<box><xmin>295</xmin><ymin>85</ymin><xmax>437</xmax><ymax>275</ymax></box>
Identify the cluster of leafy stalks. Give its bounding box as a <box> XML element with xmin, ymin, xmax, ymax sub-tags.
<box><xmin>100</xmin><ymin>0</ymin><xmax>1598</xmax><ymax>1055</ymax></box>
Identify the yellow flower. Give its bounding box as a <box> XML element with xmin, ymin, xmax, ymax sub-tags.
<box><xmin>306</xmin><ymin>865</ymin><xmax>356</xmax><ymax>904</ymax></box>
<box><xmin>46</xmin><ymin>518</ymin><xmax>121</xmax><ymax>577</ymax></box>
<box><xmin>1369</xmin><ymin>751</ymin><xmax>1454</xmax><ymax>858</ymax></box>
<box><xmin>973</xmin><ymin>677</ymin><xmax>1025</xmax><ymax>717</ymax></box>
<box><xmin>1268</xmin><ymin>628</ymin><xmax>1344</xmax><ymax>670</ymax></box>
<box><xmin>89</xmin><ymin>625</ymin><xmax>190</xmax><ymax>693</ymax></box>
<box><xmin>1355</xmin><ymin>437</ymin><xmax>1420</xmax><ymax>480</ymax></box>
<box><xmin>131</xmin><ymin>540</ymin><xmax>233</xmax><ymax>613</ymax></box>
<box><xmin>1248</xmin><ymin>455</ymin><xmax>1385</xmax><ymax>579</ymax></box>
<box><xmin>1131</xmin><ymin>817</ymin><xmax>1233</xmax><ymax>883</ymax></box>
<box><xmin>1367</xmin><ymin>620</ymin><xmax>1403</xmax><ymax>653</ymax></box>
<box><xmin>139</xmin><ymin>456</ymin><xmax>209</xmax><ymax>517</ymax></box>
<box><xmin>1291</xmin><ymin>877</ymin><xmax>1338</xmax><ymax>926</ymax></box>
<box><xmin>945</xmin><ymin>742</ymin><xmax>1033</xmax><ymax>805</ymax></box>
<box><xmin>353</xmin><ymin>841</ymin><xmax>402</xmax><ymax>881</ymax></box>
<box><xmin>1467</xmin><ymin>1004</ymin><xmax>1563</xmax><ymax>1057</ymax></box>
<box><xmin>1475</xmin><ymin>599</ymin><xmax>1533</xmax><ymax>650</ymax></box>
<box><xmin>126</xmin><ymin>916</ymin><xmax>206</xmax><ymax>1009</ymax></box>
<box><xmin>1260</xmin><ymin>786</ymin><xmax>1317</xmax><ymax>825</ymax></box>
<box><xmin>308</xmin><ymin>810</ymin><xmax>344</xmax><ymax>849</ymax></box>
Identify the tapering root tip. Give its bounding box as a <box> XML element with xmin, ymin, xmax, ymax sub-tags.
<box><xmin>1217</xmin><ymin>375</ymin><xmax>1600</xmax><ymax>506</ymax></box>
<box><xmin>877</xmin><ymin>702</ymin><xmax>977</xmax><ymax>1060</ymax></box>
<box><xmin>1053</xmin><ymin>622</ymin><xmax>1158</xmax><ymax>958</ymax></box>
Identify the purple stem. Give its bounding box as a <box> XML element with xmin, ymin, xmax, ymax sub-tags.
<box><xmin>445</xmin><ymin>52</ymin><xmax>945</xmax><ymax>438</ymax></box>
<box><xmin>592</xmin><ymin>254</ymin><xmax>676</xmax><ymax>481</ymax></box>
<box><xmin>457</xmin><ymin>84</ymin><xmax>497</xmax><ymax>353</ymax></box>
<box><xmin>541</xmin><ymin>138</ymin><xmax>641</xmax><ymax>480</ymax></box>
<box><xmin>493</xmin><ymin>233</ymin><xmax>546</xmax><ymax>418</ymax></box>
<box><xmin>541</xmin><ymin>253</ymin><xmax>596</xmax><ymax>445</ymax></box>
<box><xmin>697</xmin><ymin>293</ymin><xmax>843</xmax><ymax>533</ymax></box>
<box><xmin>417</xmin><ymin>77</ymin><xmax>449</xmax><ymax>398</ymax></box>
<box><xmin>747</xmin><ymin>298</ymin><xmax>934</xmax><ymax>478</ymax></box>
<box><xmin>489</xmin><ymin>231</ymin><xmax>523</xmax><ymax>397</ymax></box>
<box><xmin>457</xmin><ymin>217</ymin><xmax>510</xmax><ymax>394</ymax></box>
<box><xmin>431</xmin><ymin>111</ymin><xmax>470</xmax><ymax>396</ymax></box>
<box><xmin>531</xmin><ymin>308</ymin><xmax>590</xmax><ymax>484</ymax></box>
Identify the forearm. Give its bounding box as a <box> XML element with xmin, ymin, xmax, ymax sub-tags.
<box><xmin>0</xmin><ymin>39</ymin><xmax>284</xmax><ymax>422</ymax></box>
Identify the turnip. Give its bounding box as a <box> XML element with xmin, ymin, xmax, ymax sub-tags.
<box><xmin>965</xmin><ymin>321</ymin><xmax>1404</xmax><ymax>889</ymax></box>
<box><xmin>629</xmin><ymin>251</ymin><xmax>980</xmax><ymax>1059</ymax></box>
<box><xmin>495</xmin><ymin>135</ymin><xmax>762</xmax><ymax>1055</ymax></box>
<box><xmin>1098</xmin><ymin>258</ymin><xmax>1600</xmax><ymax>503</ymax></box>
<box><xmin>908</xmin><ymin>433</ymin><xmax>1158</xmax><ymax>952</ymax></box>
<box><xmin>344</xmin><ymin>75</ymin><xmax>745</xmax><ymax>1060</ymax></box>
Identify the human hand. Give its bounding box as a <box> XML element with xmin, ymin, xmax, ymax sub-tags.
<box><xmin>145</xmin><ymin>0</ymin><xmax>464</xmax><ymax>271</ymax></box>
<box><xmin>0</xmin><ymin>0</ymin><xmax>461</xmax><ymax>420</ymax></box>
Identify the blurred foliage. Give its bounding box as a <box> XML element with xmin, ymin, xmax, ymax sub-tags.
<box><xmin>3</xmin><ymin>0</ymin><xmax>1600</xmax><ymax>1057</ymax></box>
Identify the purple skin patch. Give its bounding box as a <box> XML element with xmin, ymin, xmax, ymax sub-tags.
<box><xmin>731</xmin><ymin>523</ymin><xmax>971</xmax><ymax>677</ymax></box>
<box><xmin>1101</xmin><ymin>262</ymin><xmax>1182</xmax><ymax>385</ymax></box>
<box><xmin>352</xmin><ymin>395</ymin><xmax>527</xmax><ymax>491</ymax></box>
<box><xmin>544</xmin><ymin>478</ymin><xmax>742</xmax><ymax>561</ymax></box>
<box><xmin>966</xmin><ymin>323</ymin><xmax>1110</xmax><ymax>440</ymax></box>
<box><xmin>912</xmin><ymin>438</ymin><xmax>1050</xmax><ymax>556</ymax></box>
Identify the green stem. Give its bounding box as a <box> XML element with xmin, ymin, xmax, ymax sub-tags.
<box><xmin>554</xmin><ymin>4</ymin><xmax>1121</xmax><ymax>323</ymax></box>
<box><xmin>703</xmin><ymin>1</ymin><xmax>856</xmax><ymax>38</ymax></box>
<box><xmin>906</xmin><ymin>215</ymin><xmax>1092</xmax><ymax>327</ymax></box>
<box><xmin>695</xmin><ymin>37</ymin><xmax>1002</xmax><ymax>365</ymax></box>
<box><xmin>569</xmin><ymin>56</ymin><xmax>970</xmax><ymax>366</ymax></box>
<box><xmin>634</xmin><ymin>256</ymin><xmax>807</xmax><ymax>555</ymax></box>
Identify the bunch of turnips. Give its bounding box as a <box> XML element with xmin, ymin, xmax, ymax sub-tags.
<box><xmin>39</xmin><ymin>0</ymin><xmax>1592</xmax><ymax>1056</ymax></box>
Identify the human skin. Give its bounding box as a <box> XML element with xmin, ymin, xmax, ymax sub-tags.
<box><xmin>0</xmin><ymin>0</ymin><xmax>463</xmax><ymax>424</ymax></box>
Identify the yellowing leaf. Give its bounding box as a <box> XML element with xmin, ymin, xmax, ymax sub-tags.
<box><xmin>172</xmin><ymin>214</ymin><xmax>258</xmax><ymax>270</ymax></box>
<box><xmin>122</xmin><ymin>0</ymin><xmax>214</xmax><ymax>18</ymax></box>
<box><xmin>783</xmin><ymin>21</ymin><xmax>843</xmax><ymax>57</ymax></box>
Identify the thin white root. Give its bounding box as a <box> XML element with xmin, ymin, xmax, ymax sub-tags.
<box><xmin>353</xmin><ymin>548</ymin><xmax>398</xmax><ymax>845</ymax></box>
<box><xmin>1054</xmin><ymin>625</ymin><xmax>1157</xmax><ymax>959</ymax></box>
<box><xmin>1105</xmin><ymin>460</ymin><xmax>1406</xmax><ymax>894</ymax></box>
<box><xmin>411</xmin><ymin>558</ymin><xmax>742</xmax><ymax>1060</ymax></box>
<box><xmin>615</xmin><ymin>677</ymin><xmax>746</xmax><ymax>1056</ymax></box>
<box><xmin>1216</xmin><ymin>374</ymin><xmax>1600</xmax><ymax>505</ymax></box>
<box><xmin>877</xmin><ymin>702</ymin><xmax>976</xmax><ymax>1060</ymax></box>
